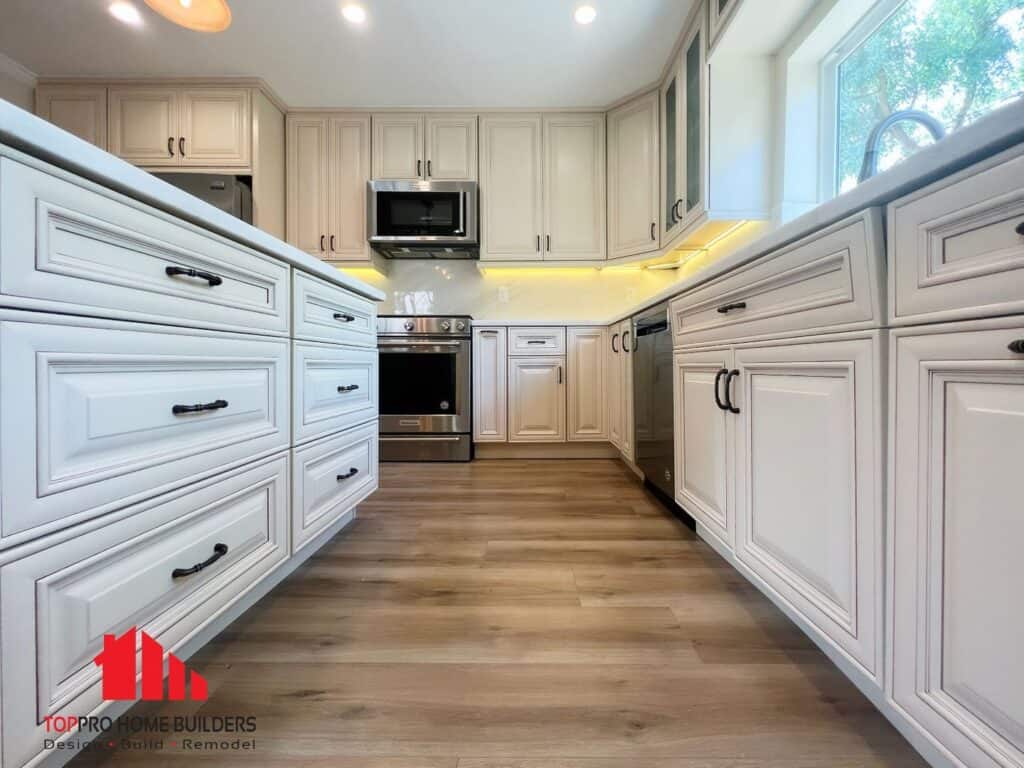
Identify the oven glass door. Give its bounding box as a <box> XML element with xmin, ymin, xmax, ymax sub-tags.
<box><xmin>376</xmin><ymin>191</ymin><xmax>464</xmax><ymax>238</ymax></box>
<box><xmin>378</xmin><ymin>339</ymin><xmax>470</xmax><ymax>433</ymax></box>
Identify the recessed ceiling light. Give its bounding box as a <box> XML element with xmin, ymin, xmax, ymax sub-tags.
<box><xmin>109</xmin><ymin>1</ymin><xmax>143</xmax><ymax>25</ymax></box>
<box><xmin>574</xmin><ymin>5</ymin><xmax>597</xmax><ymax>24</ymax></box>
<box><xmin>143</xmin><ymin>0</ymin><xmax>232</xmax><ymax>31</ymax></box>
<box><xmin>341</xmin><ymin>4</ymin><xmax>367</xmax><ymax>24</ymax></box>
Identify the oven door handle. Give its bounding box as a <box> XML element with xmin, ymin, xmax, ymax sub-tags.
<box><xmin>379</xmin><ymin>341</ymin><xmax>465</xmax><ymax>349</ymax></box>
<box><xmin>380</xmin><ymin>435</ymin><xmax>464</xmax><ymax>442</ymax></box>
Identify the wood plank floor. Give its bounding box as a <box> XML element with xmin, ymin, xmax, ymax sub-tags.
<box><xmin>72</xmin><ymin>459</ymin><xmax>926</xmax><ymax>768</ymax></box>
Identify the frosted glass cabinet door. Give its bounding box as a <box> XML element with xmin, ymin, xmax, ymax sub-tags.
<box><xmin>660</xmin><ymin>56</ymin><xmax>684</xmax><ymax>244</ymax></box>
<box><xmin>680</xmin><ymin>9</ymin><xmax>705</xmax><ymax>230</ymax></box>
<box><xmin>890</xmin><ymin>321</ymin><xmax>1024</xmax><ymax>768</ymax></box>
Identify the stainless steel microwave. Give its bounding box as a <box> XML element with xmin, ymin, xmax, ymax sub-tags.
<box><xmin>367</xmin><ymin>180</ymin><xmax>478</xmax><ymax>258</ymax></box>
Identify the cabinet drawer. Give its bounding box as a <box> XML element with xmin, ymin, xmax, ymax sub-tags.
<box><xmin>670</xmin><ymin>210</ymin><xmax>884</xmax><ymax>347</ymax></box>
<box><xmin>292</xmin><ymin>269</ymin><xmax>377</xmax><ymax>347</ymax></box>
<box><xmin>508</xmin><ymin>326</ymin><xmax>566</xmax><ymax>355</ymax></box>
<box><xmin>0</xmin><ymin>313</ymin><xmax>290</xmax><ymax>549</ymax></box>
<box><xmin>292</xmin><ymin>421</ymin><xmax>379</xmax><ymax>553</ymax></box>
<box><xmin>889</xmin><ymin>146</ymin><xmax>1024</xmax><ymax>324</ymax></box>
<box><xmin>294</xmin><ymin>341</ymin><xmax>379</xmax><ymax>445</ymax></box>
<box><xmin>0</xmin><ymin>157</ymin><xmax>289</xmax><ymax>335</ymax></box>
<box><xmin>0</xmin><ymin>454</ymin><xmax>288</xmax><ymax>768</ymax></box>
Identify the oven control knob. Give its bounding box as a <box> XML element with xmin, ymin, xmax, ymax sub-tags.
<box><xmin>403</xmin><ymin>320</ymin><xmax>415</xmax><ymax>331</ymax></box>
<box><xmin>441</xmin><ymin>320</ymin><xmax>451</xmax><ymax>331</ymax></box>
<box><xmin>456</xmin><ymin>321</ymin><xmax>466</xmax><ymax>331</ymax></box>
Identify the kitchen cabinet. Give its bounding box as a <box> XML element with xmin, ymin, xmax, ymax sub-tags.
<box><xmin>479</xmin><ymin>114</ymin><xmax>544</xmax><ymax>261</ymax></box>
<box><xmin>607</xmin><ymin>91</ymin><xmax>660</xmax><ymax>259</ymax></box>
<box><xmin>34</xmin><ymin>85</ymin><xmax>107</xmax><ymax>148</ymax></box>
<box><xmin>108</xmin><ymin>86</ymin><xmax>250</xmax><ymax>167</ymax></box>
<box><xmin>543</xmin><ymin>113</ymin><xmax>606</xmax><ymax>261</ymax></box>
<box><xmin>508</xmin><ymin>356</ymin><xmax>566</xmax><ymax>442</ymax></box>
<box><xmin>567</xmin><ymin>327</ymin><xmax>607</xmax><ymax>441</ymax></box>
<box><xmin>286</xmin><ymin>113</ymin><xmax>371</xmax><ymax>261</ymax></box>
<box><xmin>709</xmin><ymin>0</ymin><xmax>742</xmax><ymax>52</ymax></box>
<box><xmin>372</xmin><ymin>113</ymin><xmax>477</xmax><ymax>180</ymax></box>
<box><xmin>607</xmin><ymin>318</ymin><xmax>634</xmax><ymax>459</ymax></box>
<box><xmin>890</xmin><ymin>320</ymin><xmax>1024</xmax><ymax>768</ymax></box>
<box><xmin>472</xmin><ymin>327</ymin><xmax>508</xmax><ymax>442</ymax></box>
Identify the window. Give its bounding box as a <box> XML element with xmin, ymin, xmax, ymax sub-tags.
<box><xmin>824</xmin><ymin>0</ymin><xmax>1024</xmax><ymax>195</ymax></box>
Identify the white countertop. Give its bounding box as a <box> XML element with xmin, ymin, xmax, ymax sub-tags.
<box><xmin>472</xmin><ymin>319</ymin><xmax>608</xmax><ymax>327</ymax></box>
<box><xmin>0</xmin><ymin>101</ymin><xmax>385</xmax><ymax>302</ymax></box>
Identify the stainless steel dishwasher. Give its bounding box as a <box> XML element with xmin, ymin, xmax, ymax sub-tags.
<box><xmin>632</xmin><ymin>301</ymin><xmax>678</xmax><ymax>504</ymax></box>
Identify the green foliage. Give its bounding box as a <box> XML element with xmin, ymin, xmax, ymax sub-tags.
<box><xmin>836</xmin><ymin>0</ymin><xmax>1024</xmax><ymax>191</ymax></box>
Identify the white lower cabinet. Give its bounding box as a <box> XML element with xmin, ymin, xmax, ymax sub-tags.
<box><xmin>890</xmin><ymin>320</ymin><xmax>1024</xmax><ymax>768</ymax></box>
<box><xmin>508</xmin><ymin>356</ymin><xmax>566</xmax><ymax>442</ymax></box>
<box><xmin>607</xmin><ymin>318</ymin><xmax>635</xmax><ymax>459</ymax></box>
<box><xmin>567</xmin><ymin>327</ymin><xmax>607</xmax><ymax>441</ymax></box>
<box><xmin>293</xmin><ymin>341</ymin><xmax>379</xmax><ymax>445</ymax></box>
<box><xmin>472</xmin><ymin>327</ymin><xmax>508</xmax><ymax>442</ymax></box>
<box><xmin>0</xmin><ymin>453</ymin><xmax>289</xmax><ymax>768</ymax></box>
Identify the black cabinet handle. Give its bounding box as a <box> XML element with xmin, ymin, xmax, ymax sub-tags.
<box><xmin>724</xmin><ymin>370</ymin><xmax>740</xmax><ymax>414</ymax></box>
<box><xmin>172</xmin><ymin>399</ymin><xmax>229</xmax><ymax>415</ymax></box>
<box><xmin>717</xmin><ymin>301</ymin><xmax>747</xmax><ymax>314</ymax></box>
<box><xmin>165</xmin><ymin>265</ymin><xmax>223</xmax><ymax>287</ymax></box>
<box><xmin>1016</xmin><ymin>221</ymin><xmax>1024</xmax><ymax>236</ymax></box>
<box><xmin>320</xmin><ymin>234</ymin><xmax>326</xmax><ymax>252</ymax></box>
<box><xmin>179</xmin><ymin>137</ymin><xmax>186</xmax><ymax>157</ymax></box>
<box><xmin>611</xmin><ymin>333</ymin><xmax>619</xmax><ymax>353</ymax></box>
<box><xmin>337</xmin><ymin>384</ymin><xmax>360</xmax><ymax>393</ymax></box>
<box><xmin>330</xmin><ymin>235</ymin><xmax>336</xmax><ymax>251</ymax></box>
<box><xmin>1009</xmin><ymin>339</ymin><xmax>1024</xmax><ymax>353</ymax></box>
<box><xmin>622</xmin><ymin>330</ymin><xmax>631</xmax><ymax>353</ymax></box>
<box><xmin>526</xmin><ymin>339</ymin><xmax>547</xmax><ymax>345</ymax></box>
<box><xmin>172</xmin><ymin>543</ymin><xmax>228</xmax><ymax>579</ymax></box>
<box><xmin>417</xmin><ymin>159</ymin><xmax>422</xmax><ymax>177</ymax></box>
<box><xmin>536</xmin><ymin>234</ymin><xmax>541</xmax><ymax>252</ymax></box>
<box><xmin>713</xmin><ymin>368</ymin><xmax>729</xmax><ymax>411</ymax></box>
<box><xmin>333</xmin><ymin>312</ymin><xmax>356</xmax><ymax>322</ymax></box>
<box><xmin>337</xmin><ymin>467</ymin><xmax>359</xmax><ymax>481</ymax></box>
<box><xmin>557</xmin><ymin>366</ymin><xmax>563</xmax><ymax>384</ymax></box>
<box><xmin>427</xmin><ymin>160</ymin><xmax>432</xmax><ymax>177</ymax></box>
<box><xmin>167</xmin><ymin>137</ymin><xmax>175</xmax><ymax>156</ymax></box>
<box><xmin>650</xmin><ymin>222</ymin><xmax>656</xmax><ymax>241</ymax></box>
<box><xmin>546</xmin><ymin>234</ymin><xmax>551</xmax><ymax>251</ymax></box>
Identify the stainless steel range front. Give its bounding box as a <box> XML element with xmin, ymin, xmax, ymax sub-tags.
<box><xmin>377</xmin><ymin>315</ymin><xmax>472</xmax><ymax>461</ymax></box>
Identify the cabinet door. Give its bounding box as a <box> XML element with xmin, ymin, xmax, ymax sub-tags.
<box><xmin>372</xmin><ymin>114</ymin><xmax>424</xmax><ymax>180</ymax></box>
<box><xmin>890</xmin><ymin>322</ymin><xmax>1024</xmax><ymax>768</ymax></box>
<box><xmin>508</xmin><ymin>356</ymin><xmax>565</xmax><ymax>442</ymax></box>
<box><xmin>679</xmin><ymin>12</ymin><xmax>706</xmax><ymax>230</ymax></box>
<box><xmin>660</xmin><ymin>54</ymin><xmax>685</xmax><ymax>243</ymax></box>
<box><xmin>35</xmin><ymin>86</ymin><xmax>107</xmax><ymax>148</ymax></box>
<box><xmin>286</xmin><ymin>116</ymin><xmax>329</xmax><ymax>257</ymax></box>
<box><xmin>472</xmin><ymin>327</ymin><xmax>508</xmax><ymax>443</ymax></box>
<box><xmin>608</xmin><ymin>92</ymin><xmax>660</xmax><ymax>259</ymax></box>
<box><xmin>425</xmin><ymin>114</ymin><xmax>478</xmax><ymax>181</ymax></box>
<box><xmin>619</xmin><ymin>319</ymin><xmax>635</xmax><ymax>460</ymax></box>
<box><xmin>108</xmin><ymin>88</ymin><xmax>179</xmax><ymax>166</ymax></box>
<box><xmin>179</xmin><ymin>88</ymin><xmax>251</xmax><ymax>167</ymax></box>
<box><xmin>327</xmin><ymin>114</ymin><xmax>371</xmax><ymax>261</ymax></box>
<box><xmin>542</xmin><ymin>114</ymin><xmax>606</xmax><ymax>261</ymax></box>
<box><xmin>673</xmin><ymin>347</ymin><xmax>733</xmax><ymax>548</ymax></box>
<box><xmin>567</xmin><ymin>327</ymin><xmax>607</xmax><ymax>441</ymax></box>
<box><xmin>479</xmin><ymin>115</ymin><xmax>544</xmax><ymax>261</ymax></box>
<box><xmin>734</xmin><ymin>335</ymin><xmax>883</xmax><ymax>680</ymax></box>
<box><xmin>607</xmin><ymin>325</ymin><xmax>624</xmax><ymax>448</ymax></box>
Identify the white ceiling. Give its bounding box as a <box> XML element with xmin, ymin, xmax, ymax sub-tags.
<box><xmin>0</xmin><ymin>0</ymin><xmax>695</xmax><ymax>108</ymax></box>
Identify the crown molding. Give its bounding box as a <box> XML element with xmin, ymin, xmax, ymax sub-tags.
<box><xmin>0</xmin><ymin>52</ymin><xmax>37</xmax><ymax>87</ymax></box>
<box><xmin>35</xmin><ymin>75</ymin><xmax>287</xmax><ymax>113</ymax></box>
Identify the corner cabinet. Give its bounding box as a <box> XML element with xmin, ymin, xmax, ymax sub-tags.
<box><xmin>607</xmin><ymin>91</ymin><xmax>660</xmax><ymax>259</ymax></box>
<box><xmin>607</xmin><ymin>318</ymin><xmax>634</xmax><ymax>459</ymax></box>
<box><xmin>371</xmin><ymin>113</ymin><xmax>477</xmax><ymax>181</ymax></box>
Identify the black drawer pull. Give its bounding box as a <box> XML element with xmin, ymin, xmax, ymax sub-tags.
<box><xmin>1015</xmin><ymin>221</ymin><xmax>1024</xmax><ymax>236</ymax></box>
<box><xmin>172</xmin><ymin>543</ymin><xmax>228</xmax><ymax>579</ymax></box>
<box><xmin>337</xmin><ymin>467</ymin><xmax>359</xmax><ymax>481</ymax></box>
<box><xmin>1009</xmin><ymin>339</ymin><xmax>1024</xmax><ymax>354</ymax></box>
<box><xmin>337</xmin><ymin>384</ymin><xmax>360</xmax><ymax>393</ymax></box>
<box><xmin>172</xmin><ymin>399</ymin><xmax>228</xmax><ymax>415</ymax></box>
<box><xmin>724</xmin><ymin>369</ymin><xmax>740</xmax><ymax>414</ymax></box>
<box><xmin>717</xmin><ymin>301</ymin><xmax>747</xmax><ymax>314</ymax></box>
<box><xmin>527</xmin><ymin>339</ymin><xmax>547</xmax><ymax>345</ymax></box>
<box><xmin>713</xmin><ymin>368</ymin><xmax>729</xmax><ymax>411</ymax></box>
<box><xmin>165</xmin><ymin>265</ymin><xmax>223</xmax><ymax>287</ymax></box>
<box><xmin>333</xmin><ymin>312</ymin><xmax>356</xmax><ymax>322</ymax></box>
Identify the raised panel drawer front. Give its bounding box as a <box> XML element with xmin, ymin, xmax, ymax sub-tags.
<box><xmin>0</xmin><ymin>314</ymin><xmax>290</xmax><ymax>549</ymax></box>
<box><xmin>294</xmin><ymin>341</ymin><xmax>379</xmax><ymax>445</ymax></box>
<box><xmin>508</xmin><ymin>326</ymin><xmax>567</xmax><ymax>356</ymax></box>
<box><xmin>734</xmin><ymin>334</ymin><xmax>883</xmax><ymax>683</ymax></box>
<box><xmin>292</xmin><ymin>269</ymin><xmax>377</xmax><ymax>346</ymax></box>
<box><xmin>0</xmin><ymin>455</ymin><xmax>288</xmax><ymax>768</ymax></box>
<box><xmin>670</xmin><ymin>209</ymin><xmax>884</xmax><ymax>348</ymax></box>
<box><xmin>292</xmin><ymin>421</ymin><xmax>379</xmax><ymax>553</ymax></box>
<box><xmin>0</xmin><ymin>157</ymin><xmax>289</xmax><ymax>335</ymax></box>
<box><xmin>889</xmin><ymin>146</ymin><xmax>1024</xmax><ymax>324</ymax></box>
<box><xmin>891</xmin><ymin>321</ymin><xmax>1024</xmax><ymax>768</ymax></box>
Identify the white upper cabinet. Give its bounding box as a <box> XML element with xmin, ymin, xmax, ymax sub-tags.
<box><xmin>108</xmin><ymin>86</ymin><xmax>251</xmax><ymax>167</ymax></box>
<box><xmin>508</xmin><ymin>356</ymin><xmax>566</xmax><ymax>442</ymax></box>
<box><xmin>567</xmin><ymin>327</ymin><xmax>607</xmax><ymax>441</ymax></box>
<box><xmin>480</xmin><ymin>114</ymin><xmax>544</xmax><ymax>261</ymax></box>
<box><xmin>608</xmin><ymin>92</ymin><xmax>660</xmax><ymax>259</ymax></box>
<box><xmin>286</xmin><ymin>116</ymin><xmax>330</xmax><ymax>258</ymax></box>
<box><xmin>660</xmin><ymin>52</ymin><xmax>685</xmax><ymax>244</ymax></box>
<box><xmin>35</xmin><ymin>85</ymin><xmax>107</xmax><ymax>149</ymax></box>
<box><xmin>472</xmin><ymin>327</ymin><xmax>508</xmax><ymax>443</ymax></box>
<box><xmin>372</xmin><ymin>113</ymin><xmax>424</xmax><ymax>180</ymax></box>
<box><xmin>607</xmin><ymin>318</ymin><xmax>634</xmax><ymax>459</ymax></box>
<box><xmin>542</xmin><ymin>113</ymin><xmax>606</xmax><ymax>261</ymax></box>
<box><xmin>425</xmin><ymin>114</ymin><xmax>478</xmax><ymax>180</ymax></box>
<box><xmin>372</xmin><ymin>113</ymin><xmax>477</xmax><ymax>181</ymax></box>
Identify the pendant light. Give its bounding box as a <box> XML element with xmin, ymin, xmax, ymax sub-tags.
<box><xmin>143</xmin><ymin>0</ymin><xmax>232</xmax><ymax>32</ymax></box>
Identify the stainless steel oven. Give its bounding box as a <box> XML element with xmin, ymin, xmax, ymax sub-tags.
<box><xmin>377</xmin><ymin>315</ymin><xmax>472</xmax><ymax>461</ymax></box>
<box><xmin>367</xmin><ymin>180</ymin><xmax>478</xmax><ymax>259</ymax></box>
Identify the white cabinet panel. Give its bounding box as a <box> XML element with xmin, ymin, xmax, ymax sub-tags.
<box><xmin>293</xmin><ymin>341</ymin><xmax>379</xmax><ymax>445</ymax></box>
<box><xmin>425</xmin><ymin>114</ymin><xmax>478</xmax><ymax>181</ymax></box>
<box><xmin>608</xmin><ymin>324</ymin><xmax>624</xmax><ymax>449</ymax></box>
<box><xmin>35</xmin><ymin>85</ymin><xmax>107</xmax><ymax>148</ymax></box>
<box><xmin>480</xmin><ymin>114</ymin><xmax>544</xmax><ymax>261</ymax></box>
<box><xmin>619</xmin><ymin>319</ymin><xmax>635</xmax><ymax>460</ymax></box>
<box><xmin>508</xmin><ymin>326</ymin><xmax>566</xmax><ymax>356</ymax></box>
<box><xmin>372</xmin><ymin>113</ymin><xmax>424</xmax><ymax>180</ymax></box>
<box><xmin>608</xmin><ymin>92</ymin><xmax>660</xmax><ymax>259</ymax></box>
<box><xmin>543</xmin><ymin>113</ymin><xmax>606</xmax><ymax>261</ymax></box>
<box><xmin>292</xmin><ymin>270</ymin><xmax>377</xmax><ymax>347</ymax></box>
<box><xmin>891</xmin><ymin>321</ymin><xmax>1024</xmax><ymax>768</ymax></box>
<box><xmin>286</xmin><ymin>116</ymin><xmax>329</xmax><ymax>257</ymax></box>
<box><xmin>508</xmin><ymin>356</ymin><xmax>566</xmax><ymax>442</ymax></box>
<box><xmin>734</xmin><ymin>335</ymin><xmax>882</xmax><ymax>681</ymax></box>
<box><xmin>567</xmin><ymin>327</ymin><xmax>607</xmax><ymax>441</ymax></box>
<box><xmin>472</xmin><ymin>327</ymin><xmax>508</xmax><ymax>442</ymax></box>
<box><xmin>673</xmin><ymin>347</ymin><xmax>733</xmax><ymax>548</ymax></box>
<box><xmin>179</xmin><ymin>89</ymin><xmax>250</xmax><ymax>166</ymax></box>
<box><xmin>108</xmin><ymin>87</ymin><xmax>179</xmax><ymax>166</ymax></box>
<box><xmin>328</xmin><ymin>114</ymin><xmax>371</xmax><ymax>260</ymax></box>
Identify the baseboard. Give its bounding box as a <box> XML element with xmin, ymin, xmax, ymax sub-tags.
<box><xmin>474</xmin><ymin>441</ymin><xmax>619</xmax><ymax>459</ymax></box>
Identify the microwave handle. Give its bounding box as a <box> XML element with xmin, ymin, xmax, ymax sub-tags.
<box><xmin>458</xmin><ymin>189</ymin><xmax>465</xmax><ymax>235</ymax></box>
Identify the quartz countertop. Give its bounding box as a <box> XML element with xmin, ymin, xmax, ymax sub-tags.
<box><xmin>0</xmin><ymin>100</ymin><xmax>385</xmax><ymax>302</ymax></box>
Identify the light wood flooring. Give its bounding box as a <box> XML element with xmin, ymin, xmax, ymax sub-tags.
<box><xmin>73</xmin><ymin>459</ymin><xmax>926</xmax><ymax>768</ymax></box>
